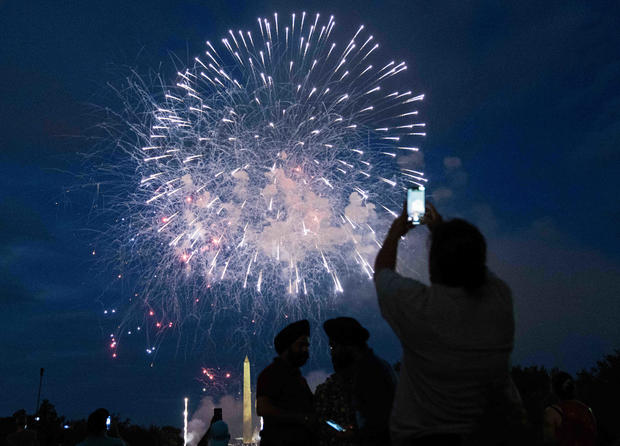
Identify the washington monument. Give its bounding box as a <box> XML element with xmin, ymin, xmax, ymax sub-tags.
<box><xmin>243</xmin><ymin>355</ymin><xmax>252</xmax><ymax>444</ymax></box>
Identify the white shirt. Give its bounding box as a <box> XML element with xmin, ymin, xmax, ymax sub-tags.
<box><xmin>374</xmin><ymin>268</ymin><xmax>514</xmax><ymax>442</ymax></box>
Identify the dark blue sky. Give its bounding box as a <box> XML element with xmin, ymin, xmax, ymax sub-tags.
<box><xmin>1</xmin><ymin>0</ymin><xmax>619</xmax><ymax>429</ymax></box>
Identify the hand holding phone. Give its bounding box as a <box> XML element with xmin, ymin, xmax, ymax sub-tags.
<box><xmin>106</xmin><ymin>416</ymin><xmax>111</xmax><ymax>431</ymax></box>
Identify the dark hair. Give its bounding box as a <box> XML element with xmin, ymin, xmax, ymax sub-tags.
<box><xmin>429</xmin><ymin>219</ymin><xmax>487</xmax><ymax>290</ymax></box>
<box><xmin>552</xmin><ymin>372</ymin><xmax>576</xmax><ymax>400</ymax></box>
<box><xmin>12</xmin><ymin>410</ymin><xmax>27</xmax><ymax>427</ymax></box>
<box><xmin>87</xmin><ymin>408</ymin><xmax>109</xmax><ymax>435</ymax></box>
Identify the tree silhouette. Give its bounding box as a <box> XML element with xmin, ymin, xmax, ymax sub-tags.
<box><xmin>2</xmin><ymin>351</ymin><xmax>618</xmax><ymax>445</ymax></box>
<box><xmin>577</xmin><ymin>350</ymin><xmax>620</xmax><ymax>445</ymax></box>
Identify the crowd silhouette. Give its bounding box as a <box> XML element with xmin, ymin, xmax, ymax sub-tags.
<box><xmin>2</xmin><ymin>203</ymin><xmax>619</xmax><ymax>446</ymax></box>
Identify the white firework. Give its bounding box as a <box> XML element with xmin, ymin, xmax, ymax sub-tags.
<box><xmin>103</xmin><ymin>12</ymin><xmax>426</xmax><ymax>349</ymax></box>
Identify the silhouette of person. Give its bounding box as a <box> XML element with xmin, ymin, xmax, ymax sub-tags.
<box><xmin>77</xmin><ymin>408</ymin><xmax>125</xmax><ymax>446</ymax></box>
<box><xmin>543</xmin><ymin>372</ymin><xmax>596</xmax><ymax>445</ymax></box>
<box><xmin>198</xmin><ymin>408</ymin><xmax>231</xmax><ymax>446</ymax></box>
<box><xmin>256</xmin><ymin>319</ymin><xmax>315</xmax><ymax>446</ymax></box>
<box><xmin>319</xmin><ymin>317</ymin><xmax>396</xmax><ymax>446</ymax></box>
<box><xmin>6</xmin><ymin>410</ymin><xmax>38</xmax><ymax>446</ymax></box>
<box><xmin>374</xmin><ymin>202</ymin><xmax>518</xmax><ymax>446</ymax></box>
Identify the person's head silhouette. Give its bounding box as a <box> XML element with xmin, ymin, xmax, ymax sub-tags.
<box><xmin>552</xmin><ymin>371</ymin><xmax>576</xmax><ymax>401</ymax></box>
<box><xmin>86</xmin><ymin>408</ymin><xmax>110</xmax><ymax>436</ymax></box>
<box><xmin>274</xmin><ymin>319</ymin><xmax>310</xmax><ymax>367</ymax></box>
<box><xmin>429</xmin><ymin>218</ymin><xmax>487</xmax><ymax>290</ymax></box>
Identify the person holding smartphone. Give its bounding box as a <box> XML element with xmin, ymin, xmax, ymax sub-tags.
<box><xmin>316</xmin><ymin>317</ymin><xmax>395</xmax><ymax>446</ymax></box>
<box><xmin>198</xmin><ymin>408</ymin><xmax>231</xmax><ymax>446</ymax></box>
<box><xmin>77</xmin><ymin>408</ymin><xmax>125</xmax><ymax>446</ymax></box>
<box><xmin>374</xmin><ymin>201</ymin><xmax>518</xmax><ymax>446</ymax></box>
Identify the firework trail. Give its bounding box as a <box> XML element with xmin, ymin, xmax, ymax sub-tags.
<box><xmin>101</xmin><ymin>12</ymin><xmax>426</xmax><ymax>354</ymax></box>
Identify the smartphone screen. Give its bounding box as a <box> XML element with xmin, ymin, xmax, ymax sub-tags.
<box><xmin>407</xmin><ymin>186</ymin><xmax>425</xmax><ymax>224</ymax></box>
<box><xmin>106</xmin><ymin>416</ymin><xmax>111</xmax><ymax>430</ymax></box>
<box><xmin>325</xmin><ymin>420</ymin><xmax>346</xmax><ymax>432</ymax></box>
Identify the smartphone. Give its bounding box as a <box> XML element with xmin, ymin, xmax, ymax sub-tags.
<box><xmin>325</xmin><ymin>420</ymin><xmax>346</xmax><ymax>432</ymax></box>
<box><xmin>106</xmin><ymin>416</ymin><xmax>111</xmax><ymax>431</ymax></box>
<box><xmin>407</xmin><ymin>186</ymin><xmax>425</xmax><ymax>224</ymax></box>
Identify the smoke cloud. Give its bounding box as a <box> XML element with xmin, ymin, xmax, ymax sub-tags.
<box><xmin>186</xmin><ymin>394</ymin><xmax>244</xmax><ymax>446</ymax></box>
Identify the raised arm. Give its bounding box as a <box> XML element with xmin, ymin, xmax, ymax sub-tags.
<box><xmin>374</xmin><ymin>201</ymin><xmax>442</xmax><ymax>279</ymax></box>
<box><xmin>374</xmin><ymin>202</ymin><xmax>442</xmax><ymax>339</ymax></box>
<box><xmin>373</xmin><ymin>202</ymin><xmax>411</xmax><ymax>279</ymax></box>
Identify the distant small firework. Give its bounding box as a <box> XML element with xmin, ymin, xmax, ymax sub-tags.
<box><xmin>198</xmin><ymin>367</ymin><xmax>235</xmax><ymax>394</ymax></box>
<box><xmin>100</xmin><ymin>11</ymin><xmax>426</xmax><ymax>354</ymax></box>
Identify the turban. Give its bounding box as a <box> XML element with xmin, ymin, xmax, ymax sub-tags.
<box><xmin>323</xmin><ymin>317</ymin><xmax>369</xmax><ymax>345</ymax></box>
<box><xmin>274</xmin><ymin>319</ymin><xmax>310</xmax><ymax>354</ymax></box>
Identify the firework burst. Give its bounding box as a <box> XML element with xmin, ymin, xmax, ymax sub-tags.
<box><xmin>100</xmin><ymin>12</ymin><xmax>426</xmax><ymax>354</ymax></box>
<box><xmin>198</xmin><ymin>367</ymin><xmax>235</xmax><ymax>394</ymax></box>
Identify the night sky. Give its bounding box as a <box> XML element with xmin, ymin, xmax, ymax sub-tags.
<box><xmin>1</xmin><ymin>0</ymin><xmax>619</xmax><ymax>430</ymax></box>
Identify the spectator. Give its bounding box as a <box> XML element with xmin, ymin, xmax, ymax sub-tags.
<box><xmin>256</xmin><ymin>319</ymin><xmax>315</xmax><ymax>446</ymax></box>
<box><xmin>543</xmin><ymin>371</ymin><xmax>596</xmax><ymax>445</ymax></box>
<box><xmin>77</xmin><ymin>408</ymin><xmax>125</xmax><ymax>446</ymax></box>
<box><xmin>6</xmin><ymin>410</ymin><xmax>38</xmax><ymax>446</ymax></box>
<box><xmin>319</xmin><ymin>317</ymin><xmax>395</xmax><ymax>446</ymax></box>
<box><xmin>374</xmin><ymin>202</ymin><xmax>518</xmax><ymax>445</ymax></box>
<box><xmin>198</xmin><ymin>409</ymin><xmax>231</xmax><ymax>446</ymax></box>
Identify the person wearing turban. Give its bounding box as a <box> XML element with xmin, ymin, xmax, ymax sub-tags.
<box><xmin>257</xmin><ymin>319</ymin><xmax>316</xmax><ymax>446</ymax></box>
<box><xmin>316</xmin><ymin>317</ymin><xmax>395</xmax><ymax>446</ymax></box>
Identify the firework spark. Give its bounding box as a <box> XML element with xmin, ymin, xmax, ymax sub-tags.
<box><xmin>198</xmin><ymin>367</ymin><xmax>235</xmax><ymax>394</ymax></box>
